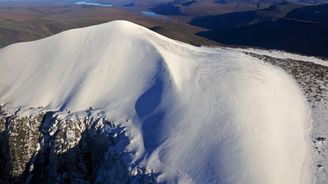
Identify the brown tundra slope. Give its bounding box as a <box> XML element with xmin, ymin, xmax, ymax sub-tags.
<box><xmin>0</xmin><ymin>5</ymin><xmax>215</xmax><ymax>48</ymax></box>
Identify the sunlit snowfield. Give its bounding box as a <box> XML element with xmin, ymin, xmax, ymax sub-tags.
<box><xmin>0</xmin><ymin>21</ymin><xmax>317</xmax><ymax>184</ymax></box>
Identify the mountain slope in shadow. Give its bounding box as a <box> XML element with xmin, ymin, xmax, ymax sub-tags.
<box><xmin>191</xmin><ymin>2</ymin><xmax>328</xmax><ymax>58</ymax></box>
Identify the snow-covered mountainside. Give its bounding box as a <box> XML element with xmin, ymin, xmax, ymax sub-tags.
<box><xmin>0</xmin><ymin>20</ymin><xmax>326</xmax><ymax>184</ymax></box>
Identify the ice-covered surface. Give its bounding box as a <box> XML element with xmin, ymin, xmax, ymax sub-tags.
<box><xmin>0</xmin><ymin>21</ymin><xmax>314</xmax><ymax>183</ymax></box>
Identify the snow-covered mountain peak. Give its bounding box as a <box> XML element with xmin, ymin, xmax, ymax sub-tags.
<box><xmin>0</xmin><ymin>20</ymin><xmax>315</xmax><ymax>183</ymax></box>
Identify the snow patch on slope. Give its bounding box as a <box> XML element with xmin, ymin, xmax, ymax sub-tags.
<box><xmin>235</xmin><ymin>48</ymin><xmax>328</xmax><ymax>67</ymax></box>
<box><xmin>0</xmin><ymin>21</ymin><xmax>312</xmax><ymax>183</ymax></box>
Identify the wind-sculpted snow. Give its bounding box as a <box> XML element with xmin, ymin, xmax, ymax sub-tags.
<box><xmin>0</xmin><ymin>21</ymin><xmax>312</xmax><ymax>183</ymax></box>
<box><xmin>243</xmin><ymin>51</ymin><xmax>328</xmax><ymax>184</ymax></box>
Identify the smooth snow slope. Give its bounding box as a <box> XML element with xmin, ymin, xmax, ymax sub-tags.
<box><xmin>0</xmin><ymin>21</ymin><xmax>311</xmax><ymax>184</ymax></box>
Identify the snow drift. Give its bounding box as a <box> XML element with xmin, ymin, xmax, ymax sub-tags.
<box><xmin>0</xmin><ymin>20</ymin><xmax>311</xmax><ymax>184</ymax></box>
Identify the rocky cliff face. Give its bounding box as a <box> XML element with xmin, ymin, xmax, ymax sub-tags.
<box><xmin>0</xmin><ymin>110</ymin><xmax>42</xmax><ymax>182</ymax></box>
<box><xmin>0</xmin><ymin>105</ymin><xmax>157</xmax><ymax>184</ymax></box>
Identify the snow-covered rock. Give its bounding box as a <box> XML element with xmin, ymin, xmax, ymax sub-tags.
<box><xmin>0</xmin><ymin>20</ymin><xmax>314</xmax><ymax>183</ymax></box>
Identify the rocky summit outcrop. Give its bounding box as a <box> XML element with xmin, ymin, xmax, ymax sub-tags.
<box><xmin>0</xmin><ymin>105</ymin><xmax>157</xmax><ymax>184</ymax></box>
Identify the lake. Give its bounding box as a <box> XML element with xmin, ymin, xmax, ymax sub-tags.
<box><xmin>75</xmin><ymin>1</ymin><xmax>112</xmax><ymax>7</ymax></box>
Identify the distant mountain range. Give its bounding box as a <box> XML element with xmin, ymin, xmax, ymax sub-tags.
<box><xmin>83</xmin><ymin>0</ymin><xmax>328</xmax><ymax>15</ymax></box>
<box><xmin>190</xmin><ymin>1</ymin><xmax>328</xmax><ymax>57</ymax></box>
<box><xmin>0</xmin><ymin>0</ymin><xmax>327</xmax><ymax>58</ymax></box>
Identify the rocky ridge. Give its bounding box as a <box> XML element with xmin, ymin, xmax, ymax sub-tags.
<box><xmin>0</xmin><ymin>104</ymin><xmax>157</xmax><ymax>184</ymax></box>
